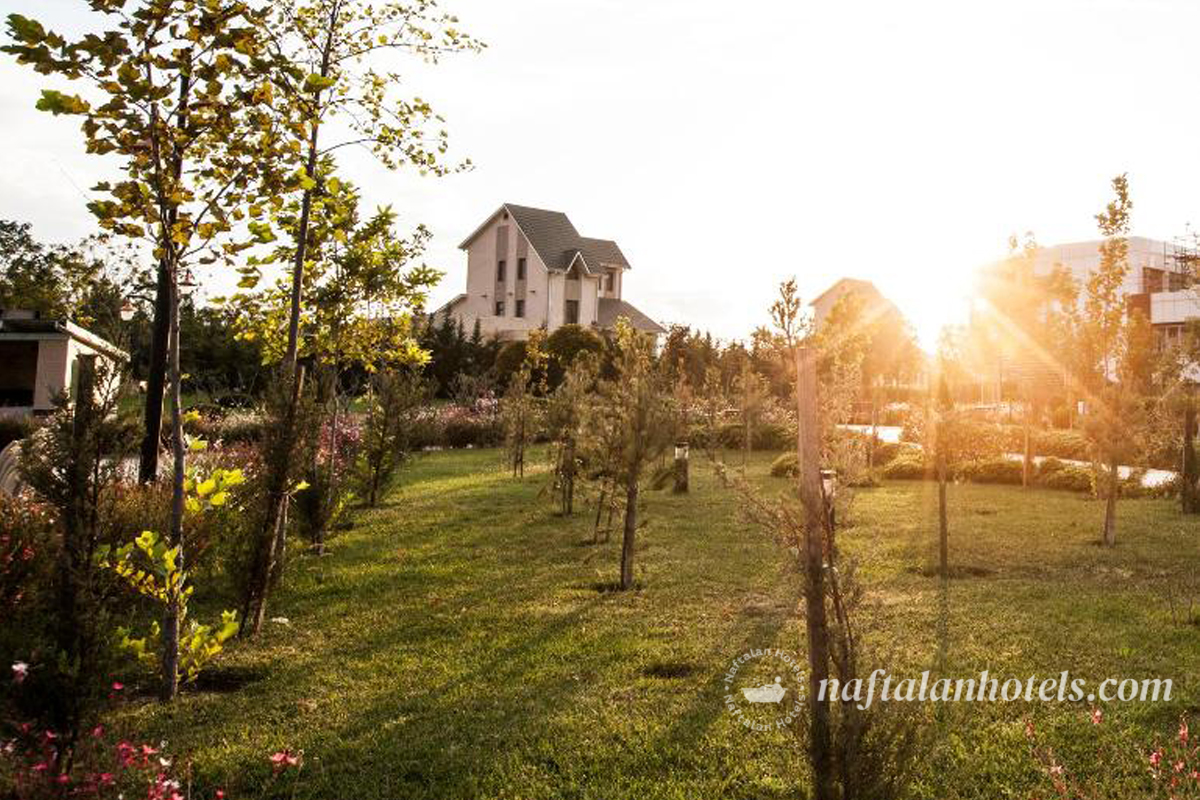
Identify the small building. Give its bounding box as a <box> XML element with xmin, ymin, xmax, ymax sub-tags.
<box><xmin>0</xmin><ymin>310</ymin><xmax>129</xmax><ymax>415</ymax></box>
<box><xmin>436</xmin><ymin>203</ymin><xmax>665</xmax><ymax>340</ymax></box>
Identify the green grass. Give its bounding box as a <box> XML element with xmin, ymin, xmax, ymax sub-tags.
<box><xmin>115</xmin><ymin>448</ymin><xmax>1200</xmax><ymax>799</ymax></box>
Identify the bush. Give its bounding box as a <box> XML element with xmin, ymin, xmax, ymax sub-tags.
<box><xmin>713</xmin><ymin>421</ymin><xmax>791</xmax><ymax>451</ymax></box>
<box><xmin>957</xmin><ymin>457</ymin><xmax>1024</xmax><ymax>486</ymax></box>
<box><xmin>1038</xmin><ymin>464</ymin><xmax>1092</xmax><ymax>493</ymax></box>
<box><xmin>770</xmin><ymin>452</ymin><xmax>797</xmax><ymax>478</ymax></box>
<box><xmin>0</xmin><ymin>415</ymin><xmax>35</xmax><ymax>450</ymax></box>
<box><xmin>192</xmin><ymin>410</ymin><xmax>265</xmax><ymax>445</ymax></box>
<box><xmin>882</xmin><ymin>452</ymin><xmax>930</xmax><ymax>480</ymax></box>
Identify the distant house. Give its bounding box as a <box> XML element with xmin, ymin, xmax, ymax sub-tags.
<box><xmin>436</xmin><ymin>203</ymin><xmax>665</xmax><ymax>340</ymax></box>
<box><xmin>0</xmin><ymin>310</ymin><xmax>128</xmax><ymax>415</ymax></box>
<box><xmin>810</xmin><ymin>277</ymin><xmax>902</xmax><ymax>330</ymax></box>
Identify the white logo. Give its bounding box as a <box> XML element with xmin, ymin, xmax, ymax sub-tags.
<box><xmin>723</xmin><ymin>648</ymin><xmax>806</xmax><ymax>732</ymax></box>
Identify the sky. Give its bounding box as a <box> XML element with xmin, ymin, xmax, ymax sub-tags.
<box><xmin>3</xmin><ymin>0</ymin><xmax>1200</xmax><ymax>346</ymax></box>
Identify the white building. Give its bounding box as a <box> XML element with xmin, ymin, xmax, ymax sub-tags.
<box><xmin>436</xmin><ymin>203</ymin><xmax>665</xmax><ymax>340</ymax></box>
<box><xmin>0</xmin><ymin>310</ymin><xmax>128</xmax><ymax>415</ymax></box>
<box><xmin>1027</xmin><ymin>236</ymin><xmax>1199</xmax><ymax>346</ymax></box>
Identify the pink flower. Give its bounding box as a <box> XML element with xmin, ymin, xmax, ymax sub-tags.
<box><xmin>269</xmin><ymin>749</ymin><xmax>302</xmax><ymax>773</ymax></box>
<box><xmin>1181</xmin><ymin>719</ymin><xmax>1190</xmax><ymax>744</ymax></box>
<box><xmin>111</xmin><ymin>681</ymin><xmax>124</xmax><ymax>691</ymax></box>
<box><xmin>11</xmin><ymin>661</ymin><xmax>28</xmax><ymax>683</ymax></box>
<box><xmin>98</xmin><ymin>773</ymin><xmax>114</xmax><ymax>786</ymax></box>
<box><xmin>1090</xmin><ymin>708</ymin><xmax>1103</xmax><ymax>725</ymax></box>
<box><xmin>1176</xmin><ymin>760</ymin><xmax>1186</xmax><ymax>774</ymax></box>
<box><xmin>91</xmin><ymin>725</ymin><xmax>104</xmax><ymax>738</ymax></box>
<box><xmin>1151</xmin><ymin>749</ymin><xmax>1163</xmax><ymax>768</ymax></box>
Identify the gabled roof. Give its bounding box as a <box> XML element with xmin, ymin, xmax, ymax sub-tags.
<box><xmin>810</xmin><ymin>277</ymin><xmax>882</xmax><ymax>307</ymax></box>
<box><xmin>596</xmin><ymin>298</ymin><xmax>665</xmax><ymax>334</ymax></box>
<box><xmin>459</xmin><ymin>203</ymin><xmax>633</xmax><ymax>273</ymax></box>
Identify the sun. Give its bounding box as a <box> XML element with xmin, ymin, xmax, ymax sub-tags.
<box><xmin>883</xmin><ymin>270</ymin><xmax>975</xmax><ymax>351</ymax></box>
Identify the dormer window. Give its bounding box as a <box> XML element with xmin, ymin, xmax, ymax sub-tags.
<box><xmin>497</xmin><ymin>260</ymin><xmax>506</xmax><ymax>281</ymax></box>
<box><xmin>605</xmin><ymin>272</ymin><xmax>615</xmax><ymax>291</ymax></box>
<box><xmin>567</xmin><ymin>266</ymin><xmax>580</xmax><ymax>282</ymax></box>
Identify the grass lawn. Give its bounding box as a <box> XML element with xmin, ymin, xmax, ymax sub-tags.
<box><xmin>115</xmin><ymin>447</ymin><xmax>1200</xmax><ymax>799</ymax></box>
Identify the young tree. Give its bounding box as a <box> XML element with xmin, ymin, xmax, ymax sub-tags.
<box><xmin>501</xmin><ymin>331</ymin><xmax>547</xmax><ymax>479</ymax></box>
<box><xmin>544</xmin><ymin>355</ymin><xmax>597</xmax><ymax>515</ymax></box>
<box><xmin>226</xmin><ymin>180</ymin><xmax>439</xmax><ymax>629</ymax></box>
<box><xmin>733</xmin><ymin>359</ymin><xmax>770</xmax><ymax>466</ymax></box>
<box><xmin>580</xmin><ymin>320</ymin><xmax>674</xmax><ymax>590</ymax></box>
<box><xmin>1074</xmin><ymin>175</ymin><xmax>1152</xmax><ymax>547</ymax></box>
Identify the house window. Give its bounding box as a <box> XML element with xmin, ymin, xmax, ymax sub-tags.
<box><xmin>495</xmin><ymin>300</ymin><xmax>505</xmax><ymax>317</ymax></box>
<box><xmin>605</xmin><ymin>272</ymin><xmax>614</xmax><ymax>291</ymax></box>
<box><xmin>517</xmin><ymin>258</ymin><xmax>526</xmax><ymax>280</ymax></box>
<box><xmin>515</xmin><ymin>299</ymin><xmax>525</xmax><ymax>318</ymax></box>
<box><xmin>497</xmin><ymin>260</ymin><xmax>506</xmax><ymax>281</ymax></box>
<box><xmin>565</xmin><ymin>299</ymin><xmax>579</xmax><ymax>324</ymax></box>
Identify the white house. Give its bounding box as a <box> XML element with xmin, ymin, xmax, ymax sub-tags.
<box><xmin>436</xmin><ymin>203</ymin><xmax>665</xmax><ymax>340</ymax></box>
<box><xmin>0</xmin><ymin>310</ymin><xmax>128</xmax><ymax>415</ymax></box>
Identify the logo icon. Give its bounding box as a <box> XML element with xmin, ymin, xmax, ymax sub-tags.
<box><xmin>723</xmin><ymin>648</ymin><xmax>806</xmax><ymax>732</ymax></box>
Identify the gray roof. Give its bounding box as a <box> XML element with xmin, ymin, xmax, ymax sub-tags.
<box><xmin>596</xmin><ymin>298</ymin><xmax>665</xmax><ymax>334</ymax></box>
<box><xmin>462</xmin><ymin>204</ymin><xmax>633</xmax><ymax>273</ymax></box>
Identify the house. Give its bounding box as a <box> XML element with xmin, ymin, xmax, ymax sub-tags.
<box><xmin>0</xmin><ymin>309</ymin><xmax>128</xmax><ymax>415</ymax></box>
<box><xmin>809</xmin><ymin>277</ymin><xmax>901</xmax><ymax>331</ymax></box>
<box><xmin>436</xmin><ymin>203</ymin><xmax>665</xmax><ymax>340</ymax></box>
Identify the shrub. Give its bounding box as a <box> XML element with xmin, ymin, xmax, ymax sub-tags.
<box><xmin>1038</xmin><ymin>464</ymin><xmax>1093</xmax><ymax>493</ymax></box>
<box><xmin>882</xmin><ymin>452</ymin><xmax>930</xmax><ymax>480</ymax></box>
<box><xmin>0</xmin><ymin>415</ymin><xmax>35</xmax><ymax>450</ymax></box>
<box><xmin>957</xmin><ymin>457</ymin><xmax>1024</xmax><ymax>486</ymax></box>
<box><xmin>770</xmin><ymin>452</ymin><xmax>798</xmax><ymax>478</ymax></box>
<box><xmin>714</xmin><ymin>421</ymin><xmax>790</xmax><ymax>451</ymax></box>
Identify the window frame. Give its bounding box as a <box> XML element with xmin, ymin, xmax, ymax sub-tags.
<box><xmin>515</xmin><ymin>299</ymin><xmax>525</xmax><ymax>318</ymax></box>
<box><xmin>494</xmin><ymin>300</ymin><xmax>505</xmax><ymax>317</ymax></box>
<box><xmin>497</xmin><ymin>260</ymin><xmax>507</xmax><ymax>281</ymax></box>
<box><xmin>517</xmin><ymin>257</ymin><xmax>526</xmax><ymax>280</ymax></box>
<box><xmin>565</xmin><ymin>299</ymin><xmax>579</xmax><ymax>324</ymax></box>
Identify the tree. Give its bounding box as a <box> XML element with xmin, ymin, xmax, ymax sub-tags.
<box><xmin>501</xmin><ymin>331</ymin><xmax>546</xmax><ymax>479</ymax></box>
<box><xmin>1074</xmin><ymin>175</ymin><xmax>1152</xmax><ymax>547</ymax></box>
<box><xmin>6</xmin><ymin>1</ymin><xmax>296</xmax><ymax>699</ymax></box>
<box><xmin>544</xmin><ymin>355</ymin><xmax>597</xmax><ymax>515</ymax></box>
<box><xmin>733</xmin><ymin>359</ymin><xmax>770</xmax><ymax>465</ymax></box>
<box><xmin>229</xmin><ymin>0</ymin><xmax>479</xmax><ymax>637</ymax></box>
<box><xmin>226</xmin><ymin>181</ymin><xmax>440</xmax><ymax>630</ymax></box>
<box><xmin>580</xmin><ymin>320</ymin><xmax>674</xmax><ymax>590</ymax></box>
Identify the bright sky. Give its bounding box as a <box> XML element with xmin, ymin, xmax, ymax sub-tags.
<box><xmin>3</xmin><ymin>0</ymin><xmax>1200</xmax><ymax>347</ymax></box>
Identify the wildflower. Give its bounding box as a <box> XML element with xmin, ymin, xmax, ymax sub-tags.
<box><xmin>1151</xmin><ymin>749</ymin><xmax>1163</xmax><ymax>769</ymax></box>
<box><xmin>111</xmin><ymin>681</ymin><xmax>124</xmax><ymax>691</ymax></box>
<box><xmin>1049</xmin><ymin>764</ymin><xmax>1064</xmax><ymax>776</ymax></box>
<box><xmin>92</xmin><ymin>725</ymin><xmax>104</xmax><ymax>738</ymax></box>
<box><xmin>1181</xmin><ymin>719</ymin><xmax>1190</xmax><ymax>745</ymax></box>
<box><xmin>1176</xmin><ymin>760</ymin><xmax>1186</xmax><ymax>774</ymax></box>
<box><xmin>98</xmin><ymin>773</ymin><xmax>115</xmax><ymax>786</ymax></box>
<box><xmin>11</xmin><ymin>661</ymin><xmax>28</xmax><ymax>683</ymax></box>
<box><xmin>215</xmin><ymin>790</ymin><xmax>226</xmax><ymax>799</ymax></box>
<box><xmin>1024</xmin><ymin>719</ymin><xmax>1035</xmax><ymax>739</ymax></box>
<box><xmin>1090</xmin><ymin>708</ymin><xmax>1103</xmax><ymax>725</ymax></box>
<box><xmin>269</xmin><ymin>749</ymin><xmax>302</xmax><ymax>772</ymax></box>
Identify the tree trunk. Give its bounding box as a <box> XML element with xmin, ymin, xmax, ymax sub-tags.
<box><xmin>1183</xmin><ymin>401</ymin><xmax>1198</xmax><ymax>514</ymax></box>
<box><xmin>1022</xmin><ymin>414</ymin><xmax>1032</xmax><ymax>489</ymax></box>
<box><xmin>937</xmin><ymin>449</ymin><xmax>949</xmax><ymax>578</ymax></box>
<box><xmin>794</xmin><ymin>347</ymin><xmax>835</xmax><ymax>800</ymax></box>
<box><xmin>161</xmin><ymin>266</ymin><xmax>185</xmax><ymax>701</ymax></box>
<box><xmin>1102</xmin><ymin>454</ymin><xmax>1118</xmax><ymax>547</ymax></box>
<box><xmin>619</xmin><ymin>481</ymin><xmax>638</xmax><ymax>590</ymax></box>
<box><xmin>138</xmin><ymin>262</ymin><xmax>170</xmax><ymax>483</ymax></box>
